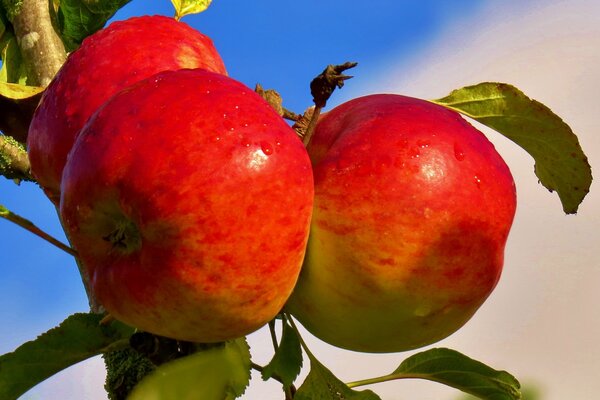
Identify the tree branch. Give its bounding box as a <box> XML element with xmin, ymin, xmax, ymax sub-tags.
<box><xmin>0</xmin><ymin>134</ymin><xmax>33</xmax><ymax>181</ymax></box>
<box><xmin>9</xmin><ymin>0</ymin><xmax>66</xmax><ymax>86</ymax></box>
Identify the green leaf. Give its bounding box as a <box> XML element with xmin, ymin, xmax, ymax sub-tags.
<box><xmin>170</xmin><ymin>0</ymin><xmax>212</xmax><ymax>20</ymax></box>
<box><xmin>57</xmin><ymin>0</ymin><xmax>132</xmax><ymax>51</ymax></box>
<box><xmin>0</xmin><ymin>30</ymin><xmax>27</xmax><ymax>84</ymax></box>
<box><xmin>391</xmin><ymin>348</ymin><xmax>521</xmax><ymax>400</ymax></box>
<box><xmin>432</xmin><ymin>82</ymin><xmax>592</xmax><ymax>214</ymax></box>
<box><xmin>295</xmin><ymin>352</ymin><xmax>381</xmax><ymax>400</ymax></box>
<box><xmin>128</xmin><ymin>338</ymin><xmax>251</xmax><ymax>400</ymax></box>
<box><xmin>0</xmin><ymin>313</ymin><xmax>134</xmax><ymax>400</ymax></box>
<box><xmin>261</xmin><ymin>321</ymin><xmax>303</xmax><ymax>388</ymax></box>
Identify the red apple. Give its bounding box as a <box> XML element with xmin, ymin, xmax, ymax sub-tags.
<box><xmin>28</xmin><ymin>15</ymin><xmax>227</xmax><ymax>205</ymax></box>
<box><xmin>287</xmin><ymin>94</ymin><xmax>516</xmax><ymax>352</ymax></box>
<box><xmin>59</xmin><ymin>69</ymin><xmax>314</xmax><ymax>342</ymax></box>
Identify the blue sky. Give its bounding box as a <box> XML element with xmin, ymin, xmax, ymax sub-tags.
<box><xmin>2</xmin><ymin>0</ymin><xmax>600</xmax><ymax>399</ymax></box>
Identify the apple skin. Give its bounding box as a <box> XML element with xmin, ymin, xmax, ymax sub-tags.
<box><xmin>286</xmin><ymin>94</ymin><xmax>516</xmax><ymax>353</ymax></box>
<box><xmin>59</xmin><ymin>69</ymin><xmax>314</xmax><ymax>343</ymax></box>
<box><xmin>28</xmin><ymin>15</ymin><xmax>227</xmax><ymax>205</ymax></box>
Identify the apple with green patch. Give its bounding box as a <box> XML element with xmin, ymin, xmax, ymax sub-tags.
<box><xmin>28</xmin><ymin>15</ymin><xmax>227</xmax><ymax>204</ymax></box>
<box><xmin>287</xmin><ymin>94</ymin><xmax>516</xmax><ymax>352</ymax></box>
<box><xmin>60</xmin><ymin>69</ymin><xmax>314</xmax><ymax>342</ymax></box>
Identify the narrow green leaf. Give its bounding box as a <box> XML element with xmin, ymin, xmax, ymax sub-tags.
<box><xmin>0</xmin><ymin>313</ymin><xmax>134</xmax><ymax>400</ymax></box>
<box><xmin>57</xmin><ymin>0</ymin><xmax>132</xmax><ymax>51</ymax></box>
<box><xmin>170</xmin><ymin>0</ymin><xmax>212</xmax><ymax>20</ymax></box>
<box><xmin>261</xmin><ymin>321</ymin><xmax>303</xmax><ymax>388</ymax></box>
<box><xmin>432</xmin><ymin>82</ymin><xmax>592</xmax><ymax>214</ymax></box>
<box><xmin>128</xmin><ymin>338</ymin><xmax>251</xmax><ymax>400</ymax></box>
<box><xmin>0</xmin><ymin>30</ymin><xmax>27</xmax><ymax>84</ymax></box>
<box><xmin>295</xmin><ymin>352</ymin><xmax>381</xmax><ymax>400</ymax></box>
<box><xmin>393</xmin><ymin>348</ymin><xmax>521</xmax><ymax>400</ymax></box>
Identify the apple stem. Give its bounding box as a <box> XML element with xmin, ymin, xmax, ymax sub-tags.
<box><xmin>301</xmin><ymin>106</ymin><xmax>322</xmax><ymax>146</ymax></box>
<box><xmin>0</xmin><ymin>203</ymin><xmax>77</xmax><ymax>256</ymax></box>
<box><xmin>268</xmin><ymin>319</ymin><xmax>280</xmax><ymax>351</ymax></box>
<box><xmin>300</xmin><ymin>62</ymin><xmax>358</xmax><ymax>147</ymax></box>
<box><xmin>284</xmin><ymin>313</ymin><xmax>316</xmax><ymax>358</ymax></box>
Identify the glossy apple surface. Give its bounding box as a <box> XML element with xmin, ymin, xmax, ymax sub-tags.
<box><xmin>28</xmin><ymin>15</ymin><xmax>227</xmax><ymax>204</ymax></box>
<box><xmin>287</xmin><ymin>94</ymin><xmax>516</xmax><ymax>352</ymax></box>
<box><xmin>60</xmin><ymin>69</ymin><xmax>313</xmax><ymax>342</ymax></box>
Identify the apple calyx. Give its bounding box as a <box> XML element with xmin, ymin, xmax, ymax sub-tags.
<box><xmin>102</xmin><ymin>218</ymin><xmax>141</xmax><ymax>254</ymax></box>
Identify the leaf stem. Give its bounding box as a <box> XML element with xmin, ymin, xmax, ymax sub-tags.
<box><xmin>346</xmin><ymin>372</ymin><xmax>426</xmax><ymax>389</ymax></box>
<box><xmin>0</xmin><ymin>204</ymin><xmax>77</xmax><ymax>256</ymax></box>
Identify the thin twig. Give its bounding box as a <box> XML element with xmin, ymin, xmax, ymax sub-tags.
<box><xmin>0</xmin><ymin>204</ymin><xmax>77</xmax><ymax>256</ymax></box>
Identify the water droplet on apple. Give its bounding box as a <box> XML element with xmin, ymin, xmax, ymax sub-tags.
<box><xmin>260</xmin><ymin>141</ymin><xmax>273</xmax><ymax>156</ymax></box>
<box><xmin>275</xmin><ymin>141</ymin><xmax>281</xmax><ymax>146</ymax></box>
<box><xmin>454</xmin><ymin>142</ymin><xmax>465</xmax><ymax>161</ymax></box>
<box><xmin>409</xmin><ymin>147</ymin><xmax>420</xmax><ymax>159</ymax></box>
<box><xmin>240</xmin><ymin>137</ymin><xmax>251</xmax><ymax>147</ymax></box>
<box><xmin>205</xmin><ymin>90</ymin><xmax>211</xmax><ymax>94</ymax></box>
<box><xmin>212</xmin><ymin>136</ymin><xmax>221</xmax><ymax>142</ymax></box>
<box><xmin>417</xmin><ymin>139</ymin><xmax>430</xmax><ymax>148</ymax></box>
<box><xmin>474</xmin><ymin>175</ymin><xmax>482</xmax><ymax>188</ymax></box>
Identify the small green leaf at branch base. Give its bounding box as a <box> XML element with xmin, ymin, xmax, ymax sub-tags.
<box><xmin>432</xmin><ymin>82</ymin><xmax>592</xmax><ymax>214</ymax></box>
<box><xmin>0</xmin><ymin>313</ymin><xmax>134</xmax><ymax>400</ymax></box>
<box><xmin>170</xmin><ymin>0</ymin><xmax>212</xmax><ymax>20</ymax></box>
<box><xmin>128</xmin><ymin>338</ymin><xmax>251</xmax><ymax>400</ymax></box>
<box><xmin>56</xmin><ymin>0</ymin><xmax>132</xmax><ymax>51</ymax></box>
<box><xmin>347</xmin><ymin>348</ymin><xmax>521</xmax><ymax>400</ymax></box>
<box><xmin>261</xmin><ymin>320</ymin><xmax>303</xmax><ymax>388</ymax></box>
<box><xmin>295</xmin><ymin>352</ymin><xmax>381</xmax><ymax>400</ymax></box>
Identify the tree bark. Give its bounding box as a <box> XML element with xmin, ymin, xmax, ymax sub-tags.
<box><xmin>10</xmin><ymin>0</ymin><xmax>67</xmax><ymax>86</ymax></box>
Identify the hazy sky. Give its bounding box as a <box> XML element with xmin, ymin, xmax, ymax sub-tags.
<box><xmin>1</xmin><ymin>1</ymin><xmax>598</xmax><ymax>399</ymax></box>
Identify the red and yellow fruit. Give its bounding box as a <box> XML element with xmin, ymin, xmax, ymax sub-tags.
<box><xmin>60</xmin><ymin>69</ymin><xmax>314</xmax><ymax>342</ymax></box>
<box><xmin>287</xmin><ymin>94</ymin><xmax>516</xmax><ymax>352</ymax></box>
<box><xmin>28</xmin><ymin>15</ymin><xmax>226</xmax><ymax>204</ymax></box>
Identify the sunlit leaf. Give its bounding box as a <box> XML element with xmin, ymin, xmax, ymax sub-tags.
<box><xmin>170</xmin><ymin>0</ymin><xmax>212</xmax><ymax>20</ymax></box>
<box><xmin>0</xmin><ymin>313</ymin><xmax>134</xmax><ymax>400</ymax></box>
<box><xmin>391</xmin><ymin>348</ymin><xmax>521</xmax><ymax>400</ymax></box>
<box><xmin>432</xmin><ymin>82</ymin><xmax>592</xmax><ymax>214</ymax></box>
<box><xmin>295</xmin><ymin>352</ymin><xmax>381</xmax><ymax>400</ymax></box>
<box><xmin>0</xmin><ymin>30</ymin><xmax>27</xmax><ymax>84</ymax></box>
<box><xmin>57</xmin><ymin>0</ymin><xmax>132</xmax><ymax>51</ymax></box>
<box><xmin>0</xmin><ymin>81</ymin><xmax>43</xmax><ymax>99</ymax></box>
<box><xmin>129</xmin><ymin>338</ymin><xmax>251</xmax><ymax>400</ymax></box>
<box><xmin>261</xmin><ymin>321</ymin><xmax>303</xmax><ymax>388</ymax></box>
